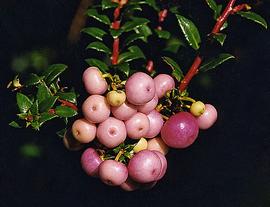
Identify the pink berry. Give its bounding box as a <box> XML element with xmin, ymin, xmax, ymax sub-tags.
<box><xmin>154</xmin><ymin>74</ymin><xmax>175</xmax><ymax>98</ymax></box>
<box><xmin>82</xmin><ymin>95</ymin><xmax>110</xmax><ymax>123</ymax></box>
<box><xmin>196</xmin><ymin>104</ymin><xmax>217</xmax><ymax>130</ymax></box>
<box><xmin>128</xmin><ymin>149</ymin><xmax>162</xmax><ymax>183</ymax></box>
<box><xmin>125</xmin><ymin>72</ymin><xmax>155</xmax><ymax>105</ymax></box>
<box><xmin>152</xmin><ymin>151</ymin><xmax>167</xmax><ymax>180</ymax></box>
<box><xmin>111</xmin><ymin>101</ymin><xmax>137</xmax><ymax>121</ymax></box>
<box><xmin>98</xmin><ymin>160</ymin><xmax>128</xmax><ymax>186</ymax></box>
<box><xmin>147</xmin><ymin>137</ymin><xmax>169</xmax><ymax>155</ymax></box>
<box><xmin>145</xmin><ymin>110</ymin><xmax>164</xmax><ymax>138</ymax></box>
<box><xmin>71</xmin><ymin>118</ymin><xmax>96</xmax><ymax>143</ymax></box>
<box><xmin>120</xmin><ymin>177</ymin><xmax>140</xmax><ymax>191</ymax></box>
<box><xmin>125</xmin><ymin>112</ymin><xmax>150</xmax><ymax>139</ymax></box>
<box><xmin>97</xmin><ymin>117</ymin><xmax>127</xmax><ymax>148</ymax></box>
<box><xmin>137</xmin><ymin>94</ymin><xmax>158</xmax><ymax>115</ymax></box>
<box><xmin>161</xmin><ymin>112</ymin><xmax>199</xmax><ymax>149</ymax></box>
<box><xmin>82</xmin><ymin>67</ymin><xmax>108</xmax><ymax>95</ymax></box>
<box><xmin>81</xmin><ymin>148</ymin><xmax>102</xmax><ymax>177</ymax></box>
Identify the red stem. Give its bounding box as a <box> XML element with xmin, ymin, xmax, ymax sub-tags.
<box><xmin>112</xmin><ymin>38</ymin><xmax>120</xmax><ymax>65</ymax></box>
<box><xmin>58</xmin><ymin>99</ymin><xmax>78</xmax><ymax>111</ymax></box>
<box><xmin>179</xmin><ymin>0</ymin><xmax>239</xmax><ymax>91</ymax></box>
<box><xmin>111</xmin><ymin>6</ymin><xmax>121</xmax><ymax>65</ymax></box>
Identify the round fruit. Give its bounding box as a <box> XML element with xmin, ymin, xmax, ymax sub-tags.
<box><xmin>71</xmin><ymin>118</ymin><xmax>96</xmax><ymax>143</ymax></box>
<box><xmin>97</xmin><ymin>117</ymin><xmax>127</xmax><ymax>148</ymax></box>
<box><xmin>111</xmin><ymin>101</ymin><xmax>137</xmax><ymax>121</ymax></box>
<box><xmin>125</xmin><ymin>72</ymin><xmax>155</xmax><ymax>105</ymax></box>
<box><xmin>154</xmin><ymin>74</ymin><xmax>175</xmax><ymax>98</ymax></box>
<box><xmin>161</xmin><ymin>112</ymin><xmax>199</xmax><ymax>148</ymax></box>
<box><xmin>98</xmin><ymin>160</ymin><xmax>128</xmax><ymax>186</ymax></box>
<box><xmin>196</xmin><ymin>104</ymin><xmax>217</xmax><ymax>130</ymax></box>
<box><xmin>147</xmin><ymin>137</ymin><xmax>169</xmax><ymax>155</ymax></box>
<box><xmin>137</xmin><ymin>94</ymin><xmax>158</xmax><ymax>115</ymax></box>
<box><xmin>120</xmin><ymin>177</ymin><xmax>140</xmax><ymax>191</ymax></box>
<box><xmin>63</xmin><ymin>129</ymin><xmax>83</xmax><ymax>151</ymax></box>
<box><xmin>82</xmin><ymin>67</ymin><xmax>108</xmax><ymax>95</ymax></box>
<box><xmin>190</xmin><ymin>101</ymin><xmax>205</xmax><ymax>117</ymax></box>
<box><xmin>81</xmin><ymin>148</ymin><xmax>102</xmax><ymax>177</ymax></box>
<box><xmin>106</xmin><ymin>90</ymin><xmax>126</xmax><ymax>107</ymax></box>
<box><xmin>153</xmin><ymin>151</ymin><xmax>167</xmax><ymax>180</ymax></box>
<box><xmin>125</xmin><ymin>112</ymin><xmax>150</xmax><ymax>139</ymax></box>
<box><xmin>133</xmin><ymin>138</ymin><xmax>148</xmax><ymax>153</ymax></box>
<box><xmin>145</xmin><ymin>110</ymin><xmax>164</xmax><ymax>138</ymax></box>
<box><xmin>128</xmin><ymin>149</ymin><xmax>162</xmax><ymax>183</ymax></box>
<box><xmin>82</xmin><ymin>95</ymin><xmax>110</xmax><ymax>123</ymax></box>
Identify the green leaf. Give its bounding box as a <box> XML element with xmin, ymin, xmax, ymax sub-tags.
<box><xmin>237</xmin><ymin>11</ymin><xmax>267</xmax><ymax>29</ymax></box>
<box><xmin>56</xmin><ymin>128</ymin><xmax>67</xmax><ymax>138</ymax></box>
<box><xmin>206</xmin><ymin>0</ymin><xmax>220</xmax><ymax>19</ymax></box>
<box><xmin>9</xmin><ymin>121</ymin><xmax>21</xmax><ymax>128</ymax></box>
<box><xmin>125</xmin><ymin>4</ymin><xmax>142</xmax><ymax>12</ymax></box>
<box><xmin>87</xmin><ymin>9</ymin><xmax>111</xmax><ymax>25</ymax></box>
<box><xmin>212</xmin><ymin>33</ymin><xmax>227</xmax><ymax>46</ymax></box>
<box><xmin>86</xmin><ymin>41</ymin><xmax>111</xmax><ymax>54</ymax></box>
<box><xmin>37</xmin><ymin>83</ymin><xmax>51</xmax><ymax>103</ymax></box>
<box><xmin>124</xmin><ymin>33</ymin><xmax>145</xmax><ymax>46</ymax></box>
<box><xmin>55</xmin><ymin>106</ymin><xmax>78</xmax><ymax>118</ymax></box>
<box><xmin>155</xmin><ymin>29</ymin><xmax>171</xmax><ymax>39</ymax></box>
<box><xmin>39</xmin><ymin>96</ymin><xmax>58</xmax><ymax>112</ymax></box>
<box><xmin>134</xmin><ymin>25</ymin><xmax>152</xmax><ymax>42</ymax></box>
<box><xmin>85</xmin><ymin>58</ymin><xmax>109</xmax><ymax>73</ymax></box>
<box><xmin>24</xmin><ymin>73</ymin><xmax>42</xmax><ymax>86</ymax></box>
<box><xmin>117</xmin><ymin>63</ymin><xmax>130</xmax><ymax>77</ymax></box>
<box><xmin>39</xmin><ymin>112</ymin><xmax>58</xmax><ymax>125</ymax></box>
<box><xmin>215</xmin><ymin>5</ymin><xmax>223</xmax><ymax>19</ymax></box>
<box><xmin>20</xmin><ymin>144</ymin><xmax>41</xmax><ymax>158</ymax></box>
<box><xmin>162</xmin><ymin>57</ymin><xmax>183</xmax><ymax>81</ymax></box>
<box><xmin>220</xmin><ymin>21</ymin><xmax>228</xmax><ymax>31</ymax></box>
<box><xmin>30</xmin><ymin>100</ymin><xmax>39</xmax><ymax>115</ymax></box>
<box><xmin>16</xmin><ymin>92</ymin><xmax>33</xmax><ymax>113</ymax></box>
<box><xmin>122</xmin><ymin>17</ymin><xmax>150</xmax><ymax>32</ymax></box>
<box><xmin>200</xmin><ymin>53</ymin><xmax>235</xmax><ymax>72</ymax></box>
<box><xmin>164</xmin><ymin>38</ymin><xmax>185</xmax><ymax>53</ymax></box>
<box><xmin>110</xmin><ymin>29</ymin><xmax>124</xmax><ymax>38</ymax></box>
<box><xmin>118</xmin><ymin>46</ymin><xmax>145</xmax><ymax>64</ymax></box>
<box><xmin>81</xmin><ymin>27</ymin><xmax>107</xmax><ymax>41</ymax></box>
<box><xmin>128</xmin><ymin>46</ymin><xmax>145</xmax><ymax>58</ymax></box>
<box><xmin>55</xmin><ymin>92</ymin><xmax>77</xmax><ymax>104</ymax></box>
<box><xmin>101</xmin><ymin>0</ymin><xmax>118</xmax><ymax>10</ymax></box>
<box><xmin>30</xmin><ymin>121</ymin><xmax>41</xmax><ymax>130</ymax></box>
<box><xmin>129</xmin><ymin>0</ymin><xmax>159</xmax><ymax>10</ymax></box>
<box><xmin>176</xmin><ymin>14</ymin><xmax>201</xmax><ymax>50</ymax></box>
<box><xmin>43</xmin><ymin>64</ymin><xmax>67</xmax><ymax>85</ymax></box>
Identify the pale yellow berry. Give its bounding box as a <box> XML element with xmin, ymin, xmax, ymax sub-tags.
<box><xmin>133</xmin><ymin>138</ymin><xmax>148</xmax><ymax>153</ymax></box>
<box><xmin>190</xmin><ymin>101</ymin><xmax>205</xmax><ymax>117</ymax></box>
<box><xmin>147</xmin><ymin>137</ymin><xmax>169</xmax><ymax>155</ymax></box>
<box><xmin>106</xmin><ymin>90</ymin><xmax>126</xmax><ymax>107</ymax></box>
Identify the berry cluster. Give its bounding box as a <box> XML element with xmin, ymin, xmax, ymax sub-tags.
<box><xmin>64</xmin><ymin>66</ymin><xmax>217</xmax><ymax>191</ymax></box>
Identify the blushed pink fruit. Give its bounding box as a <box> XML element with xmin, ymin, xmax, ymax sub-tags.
<box><xmin>137</xmin><ymin>94</ymin><xmax>158</xmax><ymax>115</ymax></box>
<box><xmin>81</xmin><ymin>148</ymin><xmax>102</xmax><ymax>177</ymax></box>
<box><xmin>82</xmin><ymin>95</ymin><xmax>110</xmax><ymax>123</ymax></box>
<box><xmin>147</xmin><ymin>137</ymin><xmax>169</xmax><ymax>155</ymax></box>
<box><xmin>63</xmin><ymin>129</ymin><xmax>84</xmax><ymax>151</ymax></box>
<box><xmin>154</xmin><ymin>74</ymin><xmax>175</xmax><ymax>98</ymax></box>
<box><xmin>98</xmin><ymin>160</ymin><xmax>128</xmax><ymax>186</ymax></box>
<box><xmin>145</xmin><ymin>110</ymin><xmax>164</xmax><ymax>138</ymax></box>
<box><xmin>125</xmin><ymin>72</ymin><xmax>155</xmax><ymax>105</ymax></box>
<box><xmin>161</xmin><ymin>112</ymin><xmax>199</xmax><ymax>149</ymax></box>
<box><xmin>97</xmin><ymin>117</ymin><xmax>126</xmax><ymax>148</ymax></box>
<box><xmin>82</xmin><ymin>67</ymin><xmax>108</xmax><ymax>95</ymax></box>
<box><xmin>153</xmin><ymin>151</ymin><xmax>167</xmax><ymax>180</ymax></box>
<box><xmin>196</xmin><ymin>104</ymin><xmax>217</xmax><ymax>130</ymax></box>
<box><xmin>125</xmin><ymin>112</ymin><xmax>150</xmax><ymax>139</ymax></box>
<box><xmin>120</xmin><ymin>177</ymin><xmax>140</xmax><ymax>191</ymax></box>
<box><xmin>111</xmin><ymin>101</ymin><xmax>137</xmax><ymax>121</ymax></box>
<box><xmin>71</xmin><ymin>118</ymin><xmax>96</xmax><ymax>143</ymax></box>
<box><xmin>128</xmin><ymin>149</ymin><xmax>162</xmax><ymax>183</ymax></box>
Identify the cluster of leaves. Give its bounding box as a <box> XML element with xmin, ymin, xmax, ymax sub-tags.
<box><xmin>82</xmin><ymin>0</ymin><xmax>267</xmax><ymax>82</ymax></box>
<box><xmin>8</xmin><ymin>64</ymin><xmax>78</xmax><ymax>130</ymax></box>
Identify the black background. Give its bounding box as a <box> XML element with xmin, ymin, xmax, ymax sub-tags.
<box><xmin>1</xmin><ymin>1</ymin><xmax>270</xmax><ymax>207</ymax></box>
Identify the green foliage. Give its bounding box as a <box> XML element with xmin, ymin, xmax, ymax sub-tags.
<box><xmin>211</xmin><ymin>33</ymin><xmax>227</xmax><ymax>46</ymax></box>
<box><xmin>85</xmin><ymin>58</ymin><xmax>109</xmax><ymax>73</ymax></box>
<box><xmin>86</xmin><ymin>9</ymin><xmax>111</xmax><ymax>25</ymax></box>
<box><xmin>86</xmin><ymin>41</ymin><xmax>111</xmax><ymax>54</ymax></box>
<box><xmin>200</xmin><ymin>53</ymin><xmax>235</xmax><ymax>72</ymax></box>
<box><xmin>162</xmin><ymin>57</ymin><xmax>183</xmax><ymax>81</ymax></box>
<box><xmin>82</xmin><ymin>27</ymin><xmax>107</xmax><ymax>41</ymax></box>
<box><xmin>237</xmin><ymin>11</ymin><xmax>267</xmax><ymax>29</ymax></box>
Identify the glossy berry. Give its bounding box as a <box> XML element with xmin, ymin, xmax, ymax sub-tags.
<box><xmin>137</xmin><ymin>94</ymin><xmax>158</xmax><ymax>115</ymax></box>
<box><xmin>106</xmin><ymin>90</ymin><xmax>126</xmax><ymax>107</ymax></box>
<box><xmin>154</xmin><ymin>74</ymin><xmax>175</xmax><ymax>98</ymax></box>
<box><xmin>147</xmin><ymin>137</ymin><xmax>169</xmax><ymax>155</ymax></box>
<box><xmin>153</xmin><ymin>151</ymin><xmax>167</xmax><ymax>180</ymax></box>
<box><xmin>111</xmin><ymin>101</ymin><xmax>137</xmax><ymax>121</ymax></box>
<box><xmin>71</xmin><ymin>118</ymin><xmax>96</xmax><ymax>143</ymax></box>
<box><xmin>97</xmin><ymin>117</ymin><xmax>126</xmax><ymax>148</ymax></box>
<box><xmin>128</xmin><ymin>149</ymin><xmax>162</xmax><ymax>183</ymax></box>
<box><xmin>190</xmin><ymin>101</ymin><xmax>205</xmax><ymax>117</ymax></box>
<box><xmin>125</xmin><ymin>112</ymin><xmax>150</xmax><ymax>139</ymax></box>
<box><xmin>196</xmin><ymin>104</ymin><xmax>217</xmax><ymax>130</ymax></box>
<box><xmin>145</xmin><ymin>110</ymin><xmax>164</xmax><ymax>138</ymax></box>
<box><xmin>161</xmin><ymin>112</ymin><xmax>199</xmax><ymax>148</ymax></box>
<box><xmin>125</xmin><ymin>72</ymin><xmax>155</xmax><ymax>105</ymax></box>
<box><xmin>82</xmin><ymin>95</ymin><xmax>110</xmax><ymax>123</ymax></box>
<box><xmin>82</xmin><ymin>67</ymin><xmax>108</xmax><ymax>95</ymax></box>
<box><xmin>120</xmin><ymin>177</ymin><xmax>140</xmax><ymax>191</ymax></box>
<box><xmin>81</xmin><ymin>148</ymin><xmax>102</xmax><ymax>177</ymax></box>
<box><xmin>98</xmin><ymin>160</ymin><xmax>128</xmax><ymax>186</ymax></box>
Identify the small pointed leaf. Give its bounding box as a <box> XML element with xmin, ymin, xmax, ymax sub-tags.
<box><xmin>16</xmin><ymin>93</ymin><xmax>33</xmax><ymax>113</ymax></box>
<box><xmin>9</xmin><ymin>121</ymin><xmax>21</xmax><ymax>128</ymax></box>
<box><xmin>39</xmin><ymin>112</ymin><xmax>58</xmax><ymax>125</ymax></box>
<box><xmin>101</xmin><ymin>0</ymin><xmax>118</xmax><ymax>10</ymax></box>
<box><xmin>176</xmin><ymin>14</ymin><xmax>201</xmax><ymax>50</ymax></box>
<box><xmin>86</xmin><ymin>41</ymin><xmax>111</xmax><ymax>54</ymax></box>
<box><xmin>85</xmin><ymin>58</ymin><xmax>109</xmax><ymax>73</ymax></box>
<box><xmin>155</xmin><ymin>29</ymin><xmax>171</xmax><ymax>39</ymax></box>
<box><xmin>124</xmin><ymin>33</ymin><xmax>145</xmax><ymax>46</ymax></box>
<box><xmin>39</xmin><ymin>96</ymin><xmax>58</xmax><ymax>112</ymax></box>
<box><xmin>37</xmin><ymin>83</ymin><xmax>51</xmax><ymax>103</ymax></box>
<box><xmin>43</xmin><ymin>64</ymin><xmax>67</xmax><ymax>85</ymax></box>
<box><xmin>122</xmin><ymin>17</ymin><xmax>150</xmax><ymax>32</ymax></box>
<box><xmin>200</xmin><ymin>53</ymin><xmax>235</xmax><ymax>72</ymax></box>
<box><xmin>30</xmin><ymin>100</ymin><xmax>39</xmax><ymax>115</ymax></box>
<box><xmin>162</xmin><ymin>57</ymin><xmax>183</xmax><ymax>81</ymax></box>
<box><xmin>55</xmin><ymin>92</ymin><xmax>77</xmax><ymax>104</ymax></box>
<box><xmin>87</xmin><ymin>9</ymin><xmax>111</xmax><ymax>25</ymax></box>
<box><xmin>82</xmin><ymin>27</ymin><xmax>107</xmax><ymax>41</ymax></box>
<box><xmin>212</xmin><ymin>33</ymin><xmax>227</xmax><ymax>46</ymax></box>
<box><xmin>24</xmin><ymin>73</ymin><xmax>42</xmax><ymax>86</ymax></box>
<box><xmin>117</xmin><ymin>63</ymin><xmax>130</xmax><ymax>77</ymax></box>
<box><xmin>237</xmin><ymin>11</ymin><xmax>267</xmax><ymax>29</ymax></box>
<box><xmin>55</xmin><ymin>106</ymin><xmax>78</xmax><ymax>118</ymax></box>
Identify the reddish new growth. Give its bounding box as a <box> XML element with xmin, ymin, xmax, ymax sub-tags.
<box><xmin>179</xmin><ymin>0</ymin><xmax>250</xmax><ymax>92</ymax></box>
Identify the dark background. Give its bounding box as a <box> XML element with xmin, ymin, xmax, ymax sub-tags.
<box><xmin>1</xmin><ymin>1</ymin><xmax>270</xmax><ymax>207</ymax></box>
